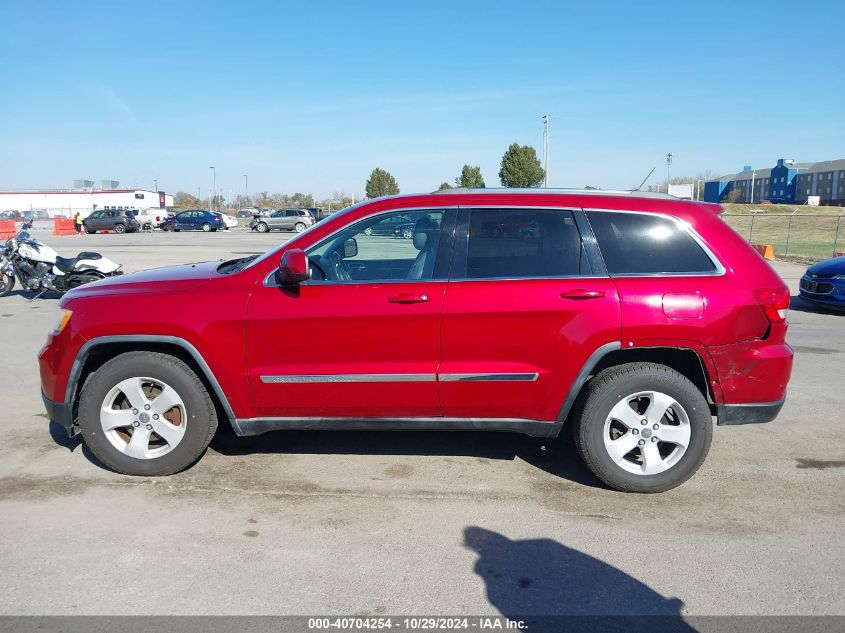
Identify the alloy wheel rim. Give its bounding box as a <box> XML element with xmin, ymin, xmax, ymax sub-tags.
<box><xmin>602</xmin><ymin>390</ymin><xmax>691</xmax><ymax>476</ymax></box>
<box><xmin>100</xmin><ymin>376</ymin><xmax>187</xmax><ymax>459</ymax></box>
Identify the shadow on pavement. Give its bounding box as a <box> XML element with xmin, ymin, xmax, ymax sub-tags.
<box><xmin>210</xmin><ymin>428</ymin><xmax>607</xmax><ymax>489</ymax></box>
<box><xmin>464</xmin><ymin>526</ymin><xmax>695</xmax><ymax>631</ymax></box>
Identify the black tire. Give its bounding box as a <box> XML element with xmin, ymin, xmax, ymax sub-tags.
<box><xmin>86</xmin><ymin>227</ymin><xmax>96</xmax><ymax>235</ymax></box>
<box><xmin>78</xmin><ymin>351</ymin><xmax>218</xmax><ymax>476</ymax></box>
<box><xmin>294</xmin><ymin>222</ymin><xmax>307</xmax><ymax>233</ymax></box>
<box><xmin>573</xmin><ymin>362</ymin><xmax>712</xmax><ymax>493</ymax></box>
<box><xmin>258</xmin><ymin>222</ymin><xmax>269</xmax><ymax>233</ymax></box>
<box><xmin>201</xmin><ymin>222</ymin><xmax>211</xmax><ymax>232</ymax></box>
<box><xmin>0</xmin><ymin>272</ymin><xmax>14</xmax><ymax>297</ymax></box>
<box><xmin>402</xmin><ymin>227</ymin><xmax>413</xmax><ymax>239</ymax></box>
<box><xmin>363</xmin><ymin>227</ymin><xmax>374</xmax><ymax>236</ymax></box>
<box><xmin>113</xmin><ymin>223</ymin><xmax>126</xmax><ymax>234</ymax></box>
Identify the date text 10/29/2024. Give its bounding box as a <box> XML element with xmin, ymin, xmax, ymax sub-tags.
<box><xmin>308</xmin><ymin>617</ymin><xmax>527</xmax><ymax>630</ymax></box>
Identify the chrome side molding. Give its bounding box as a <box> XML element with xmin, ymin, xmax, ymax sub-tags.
<box><xmin>438</xmin><ymin>373</ymin><xmax>539</xmax><ymax>382</ymax></box>
<box><xmin>260</xmin><ymin>374</ymin><xmax>437</xmax><ymax>384</ymax></box>
<box><xmin>260</xmin><ymin>372</ymin><xmax>540</xmax><ymax>384</ymax></box>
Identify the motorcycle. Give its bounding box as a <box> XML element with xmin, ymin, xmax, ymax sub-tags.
<box><xmin>0</xmin><ymin>220</ymin><xmax>122</xmax><ymax>297</ymax></box>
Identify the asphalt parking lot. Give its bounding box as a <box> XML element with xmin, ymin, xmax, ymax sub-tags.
<box><xmin>0</xmin><ymin>228</ymin><xmax>843</xmax><ymax>618</ymax></box>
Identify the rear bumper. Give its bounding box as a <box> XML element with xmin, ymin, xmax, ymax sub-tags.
<box><xmin>717</xmin><ymin>398</ymin><xmax>785</xmax><ymax>425</ymax></box>
<box><xmin>42</xmin><ymin>391</ymin><xmax>76</xmax><ymax>436</ymax></box>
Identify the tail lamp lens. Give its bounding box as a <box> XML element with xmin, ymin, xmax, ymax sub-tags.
<box><xmin>754</xmin><ymin>288</ymin><xmax>790</xmax><ymax>322</ymax></box>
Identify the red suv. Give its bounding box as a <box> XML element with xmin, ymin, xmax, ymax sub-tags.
<box><xmin>39</xmin><ymin>190</ymin><xmax>793</xmax><ymax>492</ymax></box>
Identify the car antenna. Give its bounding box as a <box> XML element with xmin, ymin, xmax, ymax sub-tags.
<box><xmin>631</xmin><ymin>167</ymin><xmax>656</xmax><ymax>192</ymax></box>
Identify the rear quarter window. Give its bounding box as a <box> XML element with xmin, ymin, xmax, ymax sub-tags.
<box><xmin>587</xmin><ymin>211</ymin><xmax>716</xmax><ymax>275</ymax></box>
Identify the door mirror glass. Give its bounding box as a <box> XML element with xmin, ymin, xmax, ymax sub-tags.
<box><xmin>278</xmin><ymin>248</ymin><xmax>309</xmax><ymax>284</ymax></box>
<box><xmin>343</xmin><ymin>238</ymin><xmax>358</xmax><ymax>259</ymax></box>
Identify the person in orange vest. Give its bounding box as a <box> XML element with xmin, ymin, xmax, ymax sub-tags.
<box><xmin>75</xmin><ymin>212</ymin><xmax>83</xmax><ymax>234</ymax></box>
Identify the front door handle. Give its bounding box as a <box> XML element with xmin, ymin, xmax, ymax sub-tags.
<box><xmin>560</xmin><ymin>289</ymin><xmax>606</xmax><ymax>300</ymax></box>
<box><xmin>388</xmin><ymin>293</ymin><xmax>430</xmax><ymax>304</ymax></box>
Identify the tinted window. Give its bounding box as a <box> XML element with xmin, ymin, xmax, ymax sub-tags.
<box><xmin>465</xmin><ymin>208</ymin><xmax>584</xmax><ymax>279</ymax></box>
<box><xmin>587</xmin><ymin>211</ymin><xmax>716</xmax><ymax>274</ymax></box>
<box><xmin>307</xmin><ymin>210</ymin><xmax>445</xmax><ymax>282</ymax></box>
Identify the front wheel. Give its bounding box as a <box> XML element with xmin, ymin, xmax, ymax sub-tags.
<box><xmin>0</xmin><ymin>271</ymin><xmax>14</xmax><ymax>297</ymax></box>
<box><xmin>402</xmin><ymin>228</ymin><xmax>413</xmax><ymax>239</ymax></box>
<box><xmin>78</xmin><ymin>351</ymin><xmax>218</xmax><ymax>476</ymax></box>
<box><xmin>294</xmin><ymin>222</ymin><xmax>307</xmax><ymax>233</ymax></box>
<box><xmin>574</xmin><ymin>362</ymin><xmax>712</xmax><ymax>493</ymax></box>
<box><xmin>257</xmin><ymin>222</ymin><xmax>269</xmax><ymax>233</ymax></box>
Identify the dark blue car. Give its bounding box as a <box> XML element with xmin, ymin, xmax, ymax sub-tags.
<box><xmin>799</xmin><ymin>255</ymin><xmax>845</xmax><ymax>311</ymax></box>
<box><xmin>161</xmin><ymin>209</ymin><xmax>223</xmax><ymax>232</ymax></box>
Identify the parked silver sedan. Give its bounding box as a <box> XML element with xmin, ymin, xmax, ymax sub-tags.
<box><xmin>250</xmin><ymin>208</ymin><xmax>315</xmax><ymax>233</ymax></box>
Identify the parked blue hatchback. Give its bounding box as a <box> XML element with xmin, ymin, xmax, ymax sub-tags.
<box><xmin>799</xmin><ymin>255</ymin><xmax>845</xmax><ymax>311</ymax></box>
<box><xmin>161</xmin><ymin>209</ymin><xmax>223</xmax><ymax>232</ymax></box>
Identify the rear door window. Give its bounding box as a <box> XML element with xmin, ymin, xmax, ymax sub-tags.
<box><xmin>586</xmin><ymin>211</ymin><xmax>716</xmax><ymax>275</ymax></box>
<box><xmin>463</xmin><ymin>208</ymin><xmax>585</xmax><ymax>279</ymax></box>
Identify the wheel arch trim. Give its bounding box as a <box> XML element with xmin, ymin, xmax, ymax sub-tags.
<box><xmin>64</xmin><ymin>335</ymin><xmax>236</xmax><ymax>422</ymax></box>
<box><xmin>555</xmin><ymin>341</ymin><xmax>719</xmax><ymax>427</ymax></box>
<box><xmin>556</xmin><ymin>341</ymin><xmax>622</xmax><ymax>424</ymax></box>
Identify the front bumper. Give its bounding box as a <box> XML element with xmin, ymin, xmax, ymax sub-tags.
<box><xmin>717</xmin><ymin>398</ymin><xmax>785</xmax><ymax>425</ymax></box>
<box><xmin>42</xmin><ymin>390</ymin><xmax>76</xmax><ymax>436</ymax></box>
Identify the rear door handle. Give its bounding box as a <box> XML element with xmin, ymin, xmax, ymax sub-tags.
<box><xmin>560</xmin><ymin>289</ymin><xmax>606</xmax><ymax>300</ymax></box>
<box><xmin>388</xmin><ymin>293</ymin><xmax>430</xmax><ymax>304</ymax></box>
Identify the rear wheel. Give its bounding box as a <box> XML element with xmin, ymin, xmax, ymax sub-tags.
<box><xmin>294</xmin><ymin>222</ymin><xmax>307</xmax><ymax>233</ymax></box>
<box><xmin>113</xmin><ymin>223</ymin><xmax>126</xmax><ymax>234</ymax></box>
<box><xmin>201</xmin><ymin>222</ymin><xmax>212</xmax><ymax>232</ymax></box>
<box><xmin>574</xmin><ymin>362</ymin><xmax>712</xmax><ymax>493</ymax></box>
<box><xmin>0</xmin><ymin>271</ymin><xmax>14</xmax><ymax>297</ymax></box>
<box><xmin>402</xmin><ymin>227</ymin><xmax>413</xmax><ymax>239</ymax></box>
<box><xmin>78</xmin><ymin>352</ymin><xmax>218</xmax><ymax>476</ymax></box>
<box><xmin>86</xmin><ymin>227</ymin><xmax>96</xmax><ymax>234</ymax></box>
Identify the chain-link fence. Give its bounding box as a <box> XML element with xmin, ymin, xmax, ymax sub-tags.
<box><xmin>722</xmin><ymin>212</ymin><xmax>845</xmax><ymax>260</ymax></box>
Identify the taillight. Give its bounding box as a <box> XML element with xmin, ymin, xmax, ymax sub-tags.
<box><xmin>754</xmin><ymin>288</ymin><xmax>790</xmax><ymax>322</ymax></box>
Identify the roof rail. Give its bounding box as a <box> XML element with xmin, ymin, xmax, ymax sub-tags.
<box><xmin>430</xmin><ymin>187</ymin><xmax>678</xmax><ymax>199</ymax></box>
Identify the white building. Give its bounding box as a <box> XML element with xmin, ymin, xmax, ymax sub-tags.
<box><xmin>0</xmin><ymin>188</ymin><xmax>174</xmax><ymax>218</ymax></box>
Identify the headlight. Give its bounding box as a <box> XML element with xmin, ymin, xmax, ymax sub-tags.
<box><xmin>52</xmin><ymin>309</ymin><xmax>72</xmax><ymax>334</ymax></box>
<box><xmin>833</xmin><ymin>274</ymin><xmax>845</xmax><ymax>280</ymax></box>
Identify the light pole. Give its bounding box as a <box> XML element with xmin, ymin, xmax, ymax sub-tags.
<box><xmin>243</xmin><ymin>174</ymin><xmax>248</xmax><ymax>206</ymax></box>
<box><xmin>542</xmin><ymin>114</ymin><xmax>550</xmax><ymax>188</ymax></box>
<box><xmin>154</xmin><ymin>179</ymin><xmax>158</xmax><ymax>192</ymax></box>
<box><xmin>209</xmin><ymin>166</ymin><xmax>216</xmax><ymax>211</ymax></box>
<box><xmin>197</xmin><ymin>187</ymin><xmax>201</xmax><ymax>205</ymax></box>
<box><xmin>665</xmin><ymin>153</ymin><xmax>673</xmax><ymax>192</ymax></box>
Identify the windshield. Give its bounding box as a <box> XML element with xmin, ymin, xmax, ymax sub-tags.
<box><xmin>237</xmin><ymin>201</ymin><xmax>366</xmax><ymax>272</ymax></box>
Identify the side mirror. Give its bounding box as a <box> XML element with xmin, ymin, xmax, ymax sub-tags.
<box><xmin>343</xmin><ymin>238</ymin><xmax>358</xmax><ymax>259</ymax></box>
<box><xmin>278</xmin><ymin>248</ymin><xmax>309</xmax><ymax>284</ymax></box>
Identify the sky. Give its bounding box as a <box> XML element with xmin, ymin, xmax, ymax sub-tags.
<box><xmin>1</xmin><ymin>0</ymin><xmax>843</xmax><ymax>200</ymax></box>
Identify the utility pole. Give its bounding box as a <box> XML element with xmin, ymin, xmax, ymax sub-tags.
<box><xmin>542</xmin><ymin>114</ymin><xmax>550</xmax><ymax>188</ymax></box>
<box><xmin>750</xmin><ymin>170</ymin><xmax>755</xmax><ymax>204</ymax></box>
<box><xmin>209</xmin><ymin>166</ymin><xmax>216</xmax><ymax>212</ymax></box>
<box><xmin>665</xmin><ymin>152</ymin><xmax>673</xmax><ymax>192</ymax></box>
<box><xmin>242</xmin><ymin>174</ymin><xmax>248</xmax><ymax>207</ymax></box>
<box><xmin>154</xmin><ymin>179</ymin><xmax>158</xmax><ymax>192</ymax></box>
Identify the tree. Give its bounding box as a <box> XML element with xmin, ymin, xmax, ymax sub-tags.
<box><xmin>173</xmin><ymin>191</ymin><xmax>201</xmax><ymax>208</ymax></box>
<box><xmin>456</xmin><ymin>165</ymin><xmax>485</xmax><ymax>188</ymax></box>
<box><xmin>437</xmin><ymin>182</ymin><xmax>451</xmax><ymax>190</ymax></box>
<box><xmin>365</xmin><ymin>168</ymin><xmax>400</xmax><ymax>198</ymax></box>
<box><xmin>499</xmin><ymin>143</ymin><xmax>544</xmax><ymax>188</ymax></box>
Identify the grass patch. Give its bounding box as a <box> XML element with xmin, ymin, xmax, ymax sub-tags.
<box><xmin>722</xmin><ymin>211</ymin><xmax>845</xmax><ymax>260</ymax></box>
